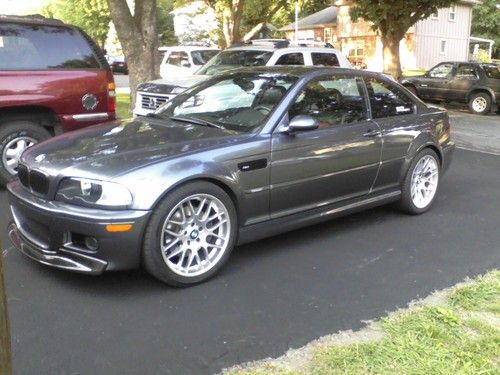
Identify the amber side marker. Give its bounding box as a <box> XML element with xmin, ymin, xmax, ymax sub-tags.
<box><xmin>106</xmin><ymin>223</ymin><xmax>133</xmax><ymax>232</ymax></box>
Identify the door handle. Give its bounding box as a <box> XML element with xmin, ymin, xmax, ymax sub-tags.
<box><xmin>363</xmin><ymin>129</ymin><xmax>381</xmax><ymax>137</ymax></box>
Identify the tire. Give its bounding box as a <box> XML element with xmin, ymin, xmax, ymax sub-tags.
<box><xmin>396</xmin><ymin>148</ymin><xmax>440</xmax><ymax>215</ymax></box>
<box><xmin>468</xmin><ymin>92</ymin><xmax>491</xmax><ymax>115</ymax></box>
<box><xmin>142</xmin><ymin>181</ymin><xmax>238</xmax><ymax>287</ymax></box>
<box><xmin>0</xmin><ymin>121</ymin><xmax>51</xmax><ymax>186</ymax></box>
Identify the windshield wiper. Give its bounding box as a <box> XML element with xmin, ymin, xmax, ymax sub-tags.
<box><xmin>170</xmin><ymin>115</ymin><xmax>225</xmax><ymax>129</ymax></box>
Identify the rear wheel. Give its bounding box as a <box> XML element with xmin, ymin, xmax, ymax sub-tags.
<box><xmin>142</xmin><ymin>181</ymin><xmax>237</xmax><ymax>286</ymax></box>
<box><xmin>0</xmin><ymin>121</ymin><xmax>51</xmax><ymax>186</ymax></box>
<box><xmin>397</xmin><ymin>149</ymin><xmax>440</xmax><ymax>215</ymax></box>
<box><xmin>468</xmin><ymin>92</ymin><xmax>491</xmax><ymax>115</ymax></box>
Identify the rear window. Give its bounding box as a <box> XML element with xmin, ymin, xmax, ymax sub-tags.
<box><xmin>482</xmin><ymin>65</ymin><xmax>500</xmax><ymax>79</ymax></box>
<box><xmin>191</xmin><ymin>50</ymin><xmax>218</xmax><ymax>65</ymax></box>
<box><xmin>0</xmin><ymin>22</ymin><xmax>100</xmax><ymax>70</ymax></box>
<box><xmin>311</xmin><ymin>52</ymin><xmax>340</xmax><ymax>67</ymax></box>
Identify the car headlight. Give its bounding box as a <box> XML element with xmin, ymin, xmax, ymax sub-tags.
<box><xmin>56</xmin><ymin>178</ymin><xmax>132</xmax><ymax>209</ymax></box>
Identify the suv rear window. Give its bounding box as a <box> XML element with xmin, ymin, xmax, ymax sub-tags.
<box><xmin>0</xmin><ymin>23</ymin><xmax>100</xmax><ymax>70</ymax></box>
<box><xmin>311</xmin><ymin>53</ymin><xmax>340</xmax><ymax>67</ymax></box>
<box><xmin>482</xmin><ymin>65</ymin><xmax>500</xmax><ymax>79</ymax></box>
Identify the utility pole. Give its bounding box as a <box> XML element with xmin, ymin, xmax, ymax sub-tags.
<box><xmin>0</xmin><ymin>241</ymin><xmax>12</xmax><ymax>375</ymax></box>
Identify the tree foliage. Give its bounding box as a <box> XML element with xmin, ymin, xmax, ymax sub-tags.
<box><xmin>157</xmin><ymin>0</ymin><xmax>178</xmax><ymax>46</ymax></box>
<box><xmin>350</xmin><ymin>0</ymin><xmax>460</xmax><ymax>77</ymax></box>
<box><xmin>47</xmin><ymin>0</ymin><xmax>111</xmax><ymax>49</ymax></box>
<box><xmin>471</xmin><ymin>0</ymin><xmax>500</xmax><ymax>58</ymax></box>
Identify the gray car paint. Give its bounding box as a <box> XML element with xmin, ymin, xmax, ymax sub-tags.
<box><xmin>10</xmin><ymin>67</ymin><xmax>455</xmax><ymax>272</ymax></box>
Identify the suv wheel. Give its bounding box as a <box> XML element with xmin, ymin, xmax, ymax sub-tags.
<box><xmin>0</xmin><ymin>121</ymin><xmax>51</xmax><ymax>185</ymax></box>
<box><xmin>468</xmin><ymin>92</ymin><xmax>491</xmax><ymax>115</ymax></box>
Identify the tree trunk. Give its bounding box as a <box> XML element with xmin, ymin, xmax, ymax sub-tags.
<box><xmin>381</xmin><ymin>36</ymin><xmax>402</xmax><ymax>79</ymax></box>
<box><xmin>0</xmin><ymin>242</ymin><xmax>12</xmax><ymax>375</ymax></box>
<box><xmin>107</xmin><ymin>0</ymin><xmax>158</xmax><ymax>110</ymax></box>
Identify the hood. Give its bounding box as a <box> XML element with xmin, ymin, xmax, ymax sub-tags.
<box><xmin>137</xmin><ymin>75</ymin><xmax>210</xmax><ymax>94</ymax></box>
<box><xmin>21</xmin><ymin>118</ymin><xmax>247</xmax><ymax>180</ymax></box>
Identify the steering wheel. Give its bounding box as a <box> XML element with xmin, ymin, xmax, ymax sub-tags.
<box><xmin>254</xmin><ymin>105</ymin><xmax>272</xmax><ymax>115</ymax></box>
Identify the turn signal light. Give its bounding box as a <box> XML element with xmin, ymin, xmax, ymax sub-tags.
<box><xmin>106</xmin><ymin>223</ymin><xmax>133</xmax><ymax>232</ymax></box>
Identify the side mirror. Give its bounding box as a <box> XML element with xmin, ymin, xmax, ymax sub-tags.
<box><xmin>181</xmin><ymin>60</ymin><xmax>191</xmax><ymax>68</ymax></box>
<box><xmin>287</xmin><ymin>115</ymin><xmax>319</xmax><ymax>132</ymax></box>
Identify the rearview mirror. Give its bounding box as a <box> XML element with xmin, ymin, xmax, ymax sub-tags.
<box><xmin>287</xmin><ymin>115</ymin><xmax>319</xmax><ymax>132</ymax></box>
<box><xmin>181</xmin><ymin>60</ymin><xmax>191</xmax><ymax>68</ymax></box>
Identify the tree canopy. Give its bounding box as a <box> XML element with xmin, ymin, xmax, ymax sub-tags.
<box><xmin>471</xmin><ymin>0</ymin><xmax>500</xmax><ymax>58</ymax></box>
<box><xmin>350</xmin><ymin>0</ymin><xmax>460</xmax><ymax>77</ymax></box>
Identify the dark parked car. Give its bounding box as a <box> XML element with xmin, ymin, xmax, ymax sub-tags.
<box><xmin>110</xmin><ymin>56</ymin><xmax>128</xmax><ymax>74</ymax></box>
<box><xmin>400</xmin><ymin>62</ymin><xmax>500</xmax><ymax>115</ymax></box>
<box><xmin>7</xmin><ymin>67</ymin><xmax>454</xmax><ymax>286</ymax></box>
<box><xmin>0</xmin><ymin>15</ymin><xmax>116</xmax><ymax>185</ymax></box>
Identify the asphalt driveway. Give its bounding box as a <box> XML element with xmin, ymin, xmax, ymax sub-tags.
<box><xmin>2</xmin><ymin>113</ymin><xmax>499</xmax><ymax>374</ymax></box>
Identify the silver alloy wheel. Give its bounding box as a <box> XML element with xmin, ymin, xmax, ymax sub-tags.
<box><xmin>160</xmin><ymin>194</ymin><xmax>231</xmax><ymax>277</ymax></box>
<box><xmin>2</xmin><ymin>136</ymin><xmax>37</xmax><ymax>175</ymax></box>
<box><xmin>472</xmin><ymin>97</ymin><xmax>487</xmax><ymax>113</ymax></box>
<box><xmin>410</xmin><ymin>155</ymin><xmax>439</xmax><ymax>209</ymax></box>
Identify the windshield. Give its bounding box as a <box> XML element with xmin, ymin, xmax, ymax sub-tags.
<box><xmin>482</xmin><ymin>65</ymin><xmax>500</xmax><ymax>79</ymax></box>
<box><xmin>191</xmin><ymin>50</ymin><xmax>218</xmax><ymax>65</ymax></box>
<box><xmin>155</xmin><ymin>73</ymin><xmax>297</xmax><ymax>132</ymax></box>
<box><xmin>196</xmin><ymin>50</ymin><xmax>273</xmax><ymax>75</ymax></box>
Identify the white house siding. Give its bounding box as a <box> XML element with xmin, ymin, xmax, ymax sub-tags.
<box><xmin>414</xmin><ymin>4</ymin><xmax>473</xmax><ymax>69</ymax></box>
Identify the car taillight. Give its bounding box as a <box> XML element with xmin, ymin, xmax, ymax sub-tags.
<box><xmin>108</xmin><ymin>82</ymin><xmax>116</xmax><ymax>113</ymax></box>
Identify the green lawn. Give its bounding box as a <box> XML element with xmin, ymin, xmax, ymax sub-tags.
<box><xmin>116</xmin><ymin>92</ymin><xmax>131</xmax><ymax>119</ymax></box>
<box><xmin>226</xmin><ymin>270</ymin><xmax>500</xmax><ymax>375</ymax></box>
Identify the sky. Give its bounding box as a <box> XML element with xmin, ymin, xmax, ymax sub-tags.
<box><xmin>0</xmin><ymin>0</ymin><xmax>51</xmax><ymax>15</ymax></box>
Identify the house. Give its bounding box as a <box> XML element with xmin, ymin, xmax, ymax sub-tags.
<box><xmin>281</xmin><ymin>0</ymin><xmax>481</xmax><ymax>71</ymax></box>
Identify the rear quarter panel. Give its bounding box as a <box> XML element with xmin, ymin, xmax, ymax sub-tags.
<box><xmin>0</xmin><ymin>69</ymin><xmax>114</xmax><ymax>130</ymax></box>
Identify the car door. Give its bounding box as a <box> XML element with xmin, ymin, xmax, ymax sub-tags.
<box><xmin>417</xmin><ymin>63</ymin><xmax>455</xmax><ymax>99</ymax></box>
<box><xmin>364</xmin><ymin>77</ymin><xmax>420</xmax><ymax>192</ymax></box>
<box><xmin>270</xmin><ymin>74</ymin><xmax>382</xmax><ymax>218</ymax></box>
<box><xmin>447</xmin><ymin>63</ymin><xmax>479</xmax><ymax>101</ymax></box>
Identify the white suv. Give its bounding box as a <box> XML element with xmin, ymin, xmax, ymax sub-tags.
<box><xmin>159</xmin><ymin>45</ymin><xmax>218</xmax><ymax>79</ymax></box>
<box><xmin>134</xmin><ymin>40</ymin><xmax>351</xmax><ymax>117</ymax></box>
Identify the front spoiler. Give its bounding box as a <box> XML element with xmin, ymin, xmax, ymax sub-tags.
<box><xmin>8</xmin><ymin>222</ymin><xmax>107</xmax><ymax>275</ymax></box>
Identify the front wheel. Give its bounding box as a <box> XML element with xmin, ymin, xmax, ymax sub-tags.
<box><xmin>142</xmin><ymin>181</ymin><xmax>237</xmax><ymax>286</ymax></box>
<box><xmin>397</xmin><ymin>149</ymin><xmax>440</xmax><ymax>215</ymax></box>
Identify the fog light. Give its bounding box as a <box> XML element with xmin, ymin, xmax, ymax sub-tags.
<box><xmin>84</xmin><ymin>236</ymin><xmax>99</xmax><ymax>251</ymax></box>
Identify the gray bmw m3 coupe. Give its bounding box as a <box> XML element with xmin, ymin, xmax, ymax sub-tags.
<box><xmin>7</xmin><ymin>67</ymin><xmax>455</xmax><ymax>286</ymax></box>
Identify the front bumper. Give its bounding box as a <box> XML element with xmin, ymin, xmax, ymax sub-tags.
<box><xmin>7</xmin><ymin>180</ymin><xmax>151</xmax><ymax>274</ymax></box>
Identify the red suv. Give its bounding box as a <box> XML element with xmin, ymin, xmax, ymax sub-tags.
<box><xmin>0</xmin><ymin>15</ymin><xmax>116</xmax><ymax>185</ymax></box>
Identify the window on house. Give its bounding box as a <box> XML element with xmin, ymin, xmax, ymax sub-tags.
<box><xmin>324</xmin><ymin>28</ymin><xmax>333</xmax><ymax>43</ymax></box>
<box><xmin>449</xmin><ymin>5</ymin><xmax>456</xmax><ymax>21</ymax></box>
<box><xmin>440</xmin><ymin>40</ymin><xmax>447</xmax><ymax>55</ymax></box>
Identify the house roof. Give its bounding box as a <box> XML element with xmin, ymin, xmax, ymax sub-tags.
<box><xmin>280</xmin><ymin>6</ymin><xmax>338</xmax><ymax>31</ymax></box>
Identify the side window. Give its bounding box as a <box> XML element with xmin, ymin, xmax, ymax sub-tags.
<box><xmin>289</xmin><ymin>75</ymin><xmax>368</xmax><ymax>128</ymax></box>
<box><xmin>167</xmin><ymin>52</ymin><xmax>189</xmax><ymax>66</ymax></box>
<box><xmin>0</xmin><ymin>23</ymin><xmax>100</xmax><ymax>69</ymax></box>
<box><xmin>455</xmin><ymin>64</ymin><xmax>478</xmax><ymax>79</ymax></box>
<box><xmin>311</xmin><ymin>53</ymin><xmax>340</xmax><ymax>67</ymax></box>
<box><xmin>275</xmin><ymin>53</ymin><xmax>304</xmax><ymax>66</ymax></box>
<box><xmin>365</xmin><ymin>78</ymin><xmax>415</xmax><ymax>119</ymax></box>
<box><xmin>428</xmin><ymin>63</ymin><xmax>454</xmax><ymax>78</ymax></box>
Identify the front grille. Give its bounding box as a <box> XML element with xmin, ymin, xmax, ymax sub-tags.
<box><xmin>17</xmin><ymin>164</ymin><xmax>50</xmax><ymax>196</ymax></box>
<box><xmin>140</xmin><ymin>94</ymin><xmax>170</xmax><ymax>110</ymax></box>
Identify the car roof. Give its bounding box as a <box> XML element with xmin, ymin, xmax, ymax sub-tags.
<box><xmin>226</xmin><ymin>46</ymin><xmax>342</xmax><ymax>54</ymax></box>
<box><xmin>159</xmin><ymin>46</ymin><xmax>219</xmax><ymax>52</ymax></box>
<box><xmin>217</xmin><ymin>65</ymin><xmax>387</xmax><ymax>79</ymax></box>
<box><xmin>0</xmin><ymin>14</ymin><xmax>66</xmax><ymax>27</ymax></box>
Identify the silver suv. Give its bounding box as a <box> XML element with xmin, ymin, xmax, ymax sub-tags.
<box><xmin>133</xmin><ymin>39</ymin><xmax>351</xmax><ymax>117</ymax></box>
